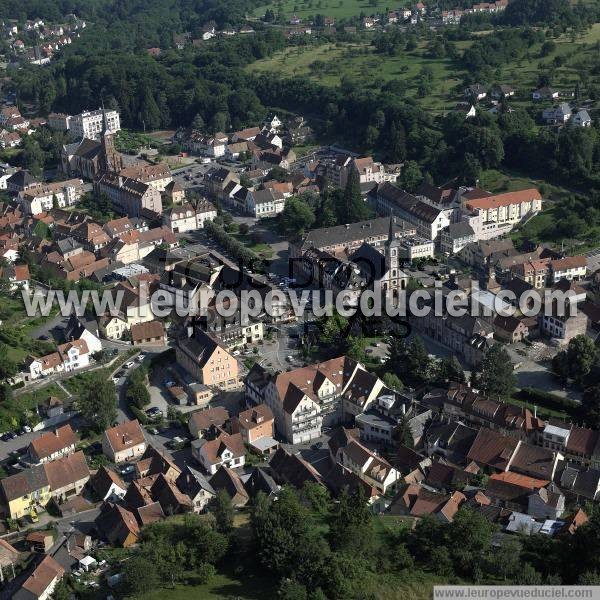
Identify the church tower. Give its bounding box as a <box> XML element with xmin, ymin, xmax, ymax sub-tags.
<box><xmin>98</xmin><ymin>106</ymin><xmax>122</xmax><ymax>174</ymax></box>
<box><xmin>385</xmin><ymin>214</ymin><xmax>400</xmax><ymax>271</ymax></box>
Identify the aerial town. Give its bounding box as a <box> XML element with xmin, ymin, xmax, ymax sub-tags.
<box><xmin>0</xmin><ymin>0</ymin><xmax>600</xmax><ymax>598</ymax></box>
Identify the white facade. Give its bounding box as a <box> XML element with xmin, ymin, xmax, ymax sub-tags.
<box><xmin>69</xmin><ymin>108</ymin><xmax>120</xmax><ymax>140</ymax></box>
<box><xmin>18</xmin><ymin>179</ymin><xmax>84</xmax><ymax>215</ymax></box>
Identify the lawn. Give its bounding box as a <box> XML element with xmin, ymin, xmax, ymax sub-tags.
<box><xmin>140</xmin><ymin>569</ymin><xmax>278</xmax><ymax>600</ymax></box>
<box><xmin>252</xmin><ymin>0</ymin><xmax>410</xmax><ymax>20</ymax></box>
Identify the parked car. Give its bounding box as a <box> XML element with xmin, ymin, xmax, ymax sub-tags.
<box><xmin>120</xmin><ymin>465</ymin><xmax>135</xmax><ymax>475</ymax></box>
<box><xmin>21</xmin><ymin>425</ymin><xmax>32</xmax><ymax>434</ymax></box>
<box><xmin>125</xmin><ymin>361</ymin><xmax>135</xmax><ymax>368</ymax></box>
<box><xmin>163</xmin><ymin>380</ymin><xmax>176</xmax><ymax>388</ymax></box>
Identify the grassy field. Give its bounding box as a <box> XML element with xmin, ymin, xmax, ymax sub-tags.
<box><xmin>248</xmin><ymin>24</ymin><xmax>600</xmax><ymax>116</ymax></box>
<box><xmin>252</xmin><ymin>0</ymin><xmax>409</xmax><ymax>20</ymax></box>
<box><xmin>248</xmin><ymin>41</ymin><xmax>468</xmax><ymax>114</ymax></box>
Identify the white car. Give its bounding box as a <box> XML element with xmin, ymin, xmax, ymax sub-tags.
<box><xmin>125</xmin><ymin>361</ymin><xmax>135</xmax><ymax>368</ymax></box>
<box><xmin>120</xmin><ymin>465</ymin><xmax>135</xmax><ymax>475</ymax></box>
<box><xmin>232</xmin><ymin>350</ymin><xmax>240</xmax><ymax>356</ymax></box>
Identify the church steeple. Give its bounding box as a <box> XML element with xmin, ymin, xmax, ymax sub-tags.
<box><xmin>385</xmin><ymin>213</ymin><xmax>398</xmax><ymax>270</ymax></box>
<box><xmin>98</xmin><ymin>102</ymin><xmax>122</xmax><ymax>174</ymax></box>
<box><xmin>387</xmin><ymin>214</ymin><xmax>395</xmax><ymax>245</ymax></box>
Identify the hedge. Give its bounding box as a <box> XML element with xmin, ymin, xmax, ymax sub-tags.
<box><xmin>129</xmin><ymin>405</ymin><xmax>149</xmax><ymax>425</ymax></box>
<box><xmin>514</xmin><ymin>387</ymin><xmax>579</xmax><ymax>415</ymax></box>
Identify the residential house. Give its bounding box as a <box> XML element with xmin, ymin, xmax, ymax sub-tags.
<box><xmin>572</xmin><ymin>109</ymin><xmax>592</xmax><ymax>127</ymax></box>
<box><xmin>151</xmin><ymin>473</ymin><xmax>192</xmax><ymax>515</ymax></box>
<box><xmin>465</xmin><ymin>84</ymin><xmax>487</xmax><ymax>101</ymax></box>
<box><xmin>192</xmin><ymin>432</ymin><xmax>245</xmax><ymax>475</ymax></box>
<box><xmin>491</xmin><ymin>85</ymin><xmax>515</xmax><ymax>99</ymax></box>
<box><xmin>95</xmin><ymin>502</ymin><xmax>140</xmax><ymax>547</ymax></box>
<box><xmin>440</xmin><ymin>221</ymin><xmax>476</xmax><ymax>254</ymax></box>
<box><xmin>533</xmin><ymin>87</ymin><xmax>559</xmax><ymax>101</ymax></box>
<box><xmin>269</xmin><ymin>447</ymin><xmax>325</xmax><ymax>490</ymax></box>
<box><xmin>130</xmin><ymin>320</ymin><xmax>166</xmax><ymax>347</ymax></box>
<box><xmin>0</xmin><ymin>467</ymin><xmax>51</xmax><ymax>519</ymax></box>
<box><xmin>64</xmin><ymin>313</ymin><xmax>103</xmax><ymax>355</ymax></box>
<box><xmin>209</xmin><ymin>466</ymin><xmax>249</xmax><ymax>507</ymax></box>
<box><xmin>188</xmin><ymin>407</ymin><xmax>230</xmax><ymax>439</ymax></box>
<box><xmin>336</xmin><ymin>437</ymin><xmax>400</xmax><ymax>495</ymax></box>
<box><xmin>176</xmin><ymin>466</ymin><xmax>216</xmax><ymax>512</ymax></box>
<box><xmin>246</xmin><ymin>188</ymin><xmax>285</xmax><ymax>217</ymax></box>
<box><xmin>542</xmin><ymin>103</ymin><xmax>572</xmax><ymax>124</ymax></box>
<box><xmin>98</xmin><ymin>281</ymin><xmax>156</xmax><ymax>340</ymax></box>
<box><xmin>28</xmin><ymin>424</ymin><xmax>78</xmax><ymax>465</ymax></box>
<box><xmin>90</xmin><ymin>466</ymin><xmax>127</xmax><ymax>502</ymax></box>
<box><xmin>390</xmin><ymin>483</ymin><xmax>466</xmax><ymax>522</ymax></box>
<box><xmin>485</xmin><ymin>471</ymin><xmax>549</xmax><ymax>513</ymax></box>
<box><xmin>0</xmin><ymin>451</ymin><xmax>89</xmax><ymax>518</ymax></box>
<box><xmin>245</xmin><ymin>356</ymin><xmax>384</xmax><ymax>444</ymax></box>
<box><xmin>0</xmin><ymin>263</ymin><xmax>30</xmax><ymax>291</ymax></box>
<box><xmin>102</xmin><ymin>420</ymin><xmax>147</xmax><ymax>464</ymax></box>
<box><xmin>176</xmin><ymin>327</ymin><xmax>240</xmax><ymax>391</ymax></box>
<box><xmin>493</xmin><ymin>315</ymin><xmax>530</xmax><ymax>343</ymax></box>
<box><xmin>14</xmin><ymin>555</ymin><xmax>64</xmax><ymax>600</ymax></box>
<box><xmin>25</xmin><ymin>339</ymin><xmax>90</xmax><ymax>381</ymax></box>
<box><xmin>44</xmin><ymin>451</ymin><xmax>90</xmax><ymax>503</ymax></box>
<box><xmin>548</xmin><ymin>255</ymin><xmax>587</xmax><ymax>284</ymax></box>
<box><xmin>231</xmin><ymin>404</ymin><xmax>275</xmax><ymax>446</ymax></box>
<box><xmin>162</xmin><ymin>201</ymin><xmax>217</xmax><ymax>233</ymax></box>
<box><xmin>527</xmin><ymin>484</ymin><xmax>565</xmax><ymax>519</ymax></box>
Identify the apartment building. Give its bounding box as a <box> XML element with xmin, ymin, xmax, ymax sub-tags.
<box><xmin>18</xmin><ymin>179</ymin><xmax>84</xmax><ymax>215</ymax></box>
<box><xmin>244</xmin><ymin>357</ymin><xmax>385</xmax><ymax>444</ymax></box>
<box><xmin>69</xmin><ymin>108</ymin><xmax>120</xmax><ymax>140</ymax></box>
<box><xmin>373</xmin><ymin>182</ymin><xmax>450</xmax><ymax>242</ymax></box>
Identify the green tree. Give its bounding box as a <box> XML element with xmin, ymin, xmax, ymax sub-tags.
<box><xmin>477</xmin><ymin>344</ymin><xmax>516</xmax><ymax>398</ymax></box>
<box><xmin>393</xmin><ymin>412</ymin><xmax>414</xmax><ymax>448</ymax></box>
<box><xmin>345</xmin><ymin>336</ymin><xmax>366</xmax><ymax>362</ymax></box>
<box><xmin>77</xmin><ymin>374</ymin><xmax>117</xmax><ymax>431</ymax></box>
<box><xmin>437</xmin><ymin>356</ymin><xmax>466</xmax><ymax>383</ymax></box>
<box><xmin>280</xmin><ymin>198</ymin><xmax>316</xmax><ymax>237</ymax></box>
<box><xmin>126</xmin><ymin>379</ymin><xmax>150</xmax><ymax>408</ymax></box>
<box><xmin>0</xmin><ymin>352</ymin><xmax>18</xmax><ymax>381</ymax></box>
<box><xmin>399</xmin><ymin>161</ymin><xmax>422</xmax><ymax>192</ymax></box>
<box><xmin>552</xmin><ymin>350</ymin><xmax>570</xmax><ymax>384</ymax></box>
<box><xmin>209</xmin><ymin>489</ymin><xmax>235</xmax><ymax>535</ymax></box>
<box><xmin>123</xmin><ymin>555</ymin><xmax>161</xmax><ymax>596</ymax></box>
<box><xmin>382</xmin><ymin>372</ymin><xmax>404</xmax><ymax>391</ymax></box>
<box><xmin>567</xmin><ymin>334</ymin><xmax>597</xmax><ymax>384</ymax></box>
<box><xmin>329</xmin><ymin>488</ymin><xmax>374</xmax><ymax>555</ymax></box>
<box><xmin>342</xmin><ymin>169</ymin><xmax>370</xmax><ymax>223</ymax></box>
<box><xmin>580</xmin><ymin>385</ymin><xmax>600</xmax><ymax>429</ymax></box>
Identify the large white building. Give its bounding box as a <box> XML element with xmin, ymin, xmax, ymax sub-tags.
<box><xmin>69</xmin><ymin>108</ymin><xmax>120</xmax><ymax>140</ymax></box>
<box><xmin>18</xmin><ymin>179</ymin><xmax>84</xmax><ymax>215</ymax></box>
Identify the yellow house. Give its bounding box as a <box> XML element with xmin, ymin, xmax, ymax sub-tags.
<box><xmin>0</xmin><ymin>466</ymin><xmax>51</xmax><ymax>519</ymax></box>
